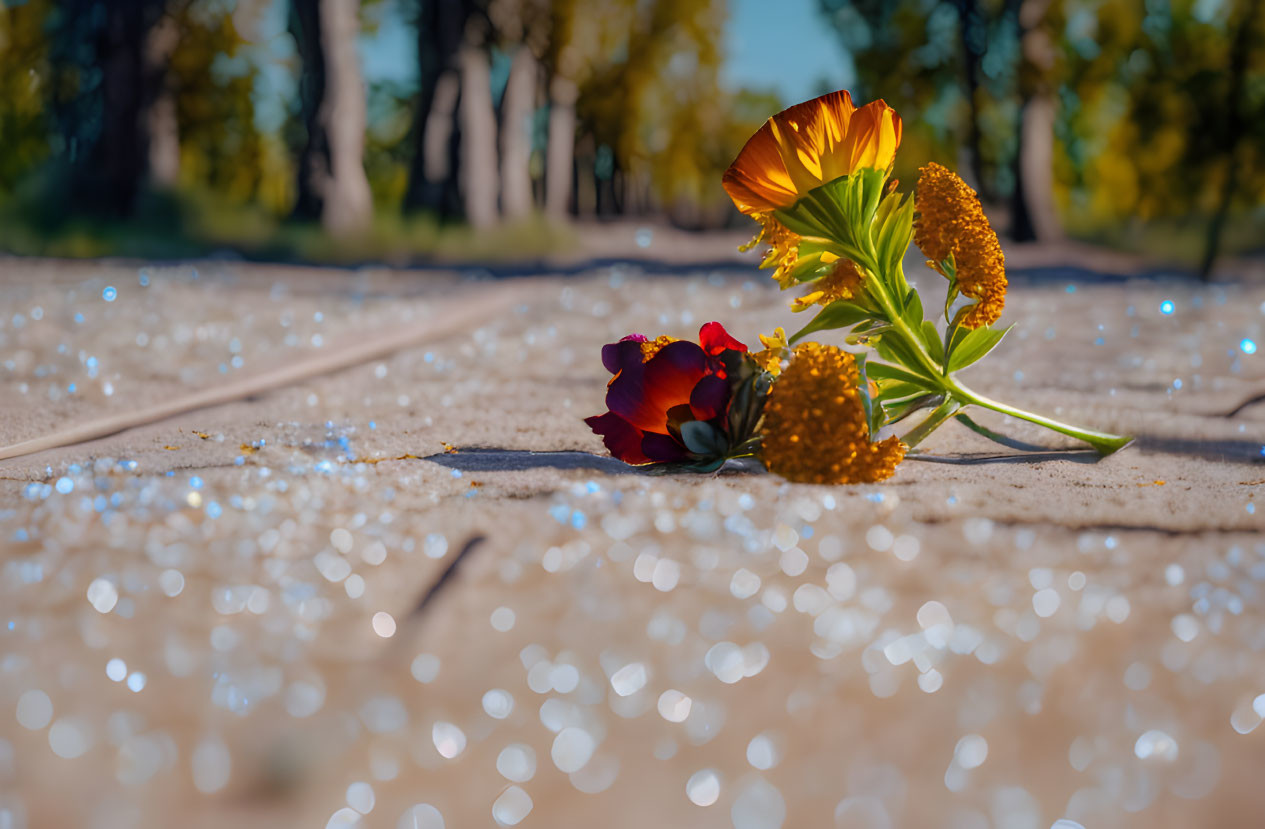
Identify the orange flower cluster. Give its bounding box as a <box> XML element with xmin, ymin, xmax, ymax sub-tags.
<box><xmin>913</xmin><ymin>163</ymin><xmax>1007</xmax><ymax>329</ymax></box>
<box><xmin>789</xmin><ymin>259</ymin><xmax>865</xmax><ymax>312</ymax></box>
<box><xmin>759</xmin><ymin>343</ymin><xmax>905</xmax><ymax>484</ymax></box>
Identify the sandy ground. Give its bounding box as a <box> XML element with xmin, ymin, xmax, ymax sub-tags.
<box><xmin>0</xmin><ymin>242</ymin><xmax>1263</xmax><ymax>829</ymax></box>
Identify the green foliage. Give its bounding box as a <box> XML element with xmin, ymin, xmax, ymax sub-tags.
<box><xmin>0</xmin><ymin>1</ymin><xmax>54</xmax><ymax>194</ymax></box>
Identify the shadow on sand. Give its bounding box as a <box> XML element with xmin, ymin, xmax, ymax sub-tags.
<box><xmin>423</xmin><ymin>434</ymin><xmax>1264</xmax><ymax>475</ymax></box>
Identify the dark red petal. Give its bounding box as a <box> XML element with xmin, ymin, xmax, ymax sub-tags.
<box><xmin>641</xmin><ymin>340</ymin><xmax>709</xmax><ymax>419</ymax></box>
<box><xmin>689</xmin><ymin>374</ymin><xmax>730</xmax><ymax>422</ymax></box>
<box><xmin>585</xmin><ymin>412</ymin><xmax>650</xmax><ymax>465</ymax></box>
<box><xmin>641</xmin><ymin>432</ymin><xmax>690</xmax><ymax>462</ymax></box>
<box><xmin>602</xmin><ymin>338</ymin><xmax>646</xmax><ymax>375</ymax></box>
<box><xmin>698</xmin><ymin>322</ymin><xmax>748</xmax><ymax>356</ymax></box>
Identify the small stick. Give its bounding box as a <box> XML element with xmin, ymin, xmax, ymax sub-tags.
<box><xmin>0</xmin><ymin>286</ymin><xmax>528</xmax><ymax>463</ymax></box>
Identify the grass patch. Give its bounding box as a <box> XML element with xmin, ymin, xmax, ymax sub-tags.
<box><xmin>0</xmin><ymin>188</ymin><xmax>578</xmax><ymax>266</ymax></box>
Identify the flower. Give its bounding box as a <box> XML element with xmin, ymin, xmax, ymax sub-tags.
<box><xmin>913</xmin><ymin>162</ymin><xmax>1007</xmax><ymax>329</ymax></box>
<box><xmin>722</xmin><ymin>90</ymin><xmax>903</xmax><ymax>216</ymax></box>
<box><xmin>759</xmin><ymin>343</ymin><xmax>905</xmax><ymax>484</ymax></box>
<box><xmin>752</xmin><ymin>327</ymin><xmax>788</xmax><ymax>376</ymax></box>
<box><xmin>586</xmin><ymin>322</ymin><xmax>748</xmax><ymax>465</ymax></box>
<box><xmin>739</xmin><ymin>214</ymin><xmax>802</xmax><ymax>288</ymax></box>
<box><xmin>789</xmin><ymin>259</ymin><xmax>865</xmax><ymax>312</ymax></box>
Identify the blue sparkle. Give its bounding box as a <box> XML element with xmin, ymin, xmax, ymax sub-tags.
<box><xmin>55</xmin><ymin>477</ymin><xmax>74</xmax><ymax>495</ymax></box>
<box><xmin>1160</xmin><ymin>300</ymin><xmax>1174</xmax><ymax>315</ymax></box>
<box><xmin>74</xmin><ymin>313</ymin><xmax>84</xmax><ymax>324</ymax></box>
<box><xmin>205</xmin><ymin>501</ymin><xmax>222</xmax><ymax>519</ymax></box>
<box><xmin>102</xmin><ymin>286</ymin><xmax>117</xmax><ymax>302</ymax></box>
<box><xmin>368</xmin><ymin>421</ymin><xmax>377</xmax><ymax>430</ymax></box>
<box><xmin>1240</xmin><ymin>338</ymin><xmax>1257</xmax><ymax>355</ymax></box>
<box><xmin>1065</xmin><ymin>284</ymin><xmax>1076</xmax><ymax>293</ymax></box>
<box><xmin>570</xmin><ymin>511</ymin><xmax>586</xmax><ymax>529</ymax></box>
<box><xmin>189</xmin><ymin>476</ymin><xmax>203</xmax><ymax>490</ymax></box>
<box><xmin>1173</xmin><ymin>379</ymin><xmax>1183</xmax><ymax>390</ymax></box>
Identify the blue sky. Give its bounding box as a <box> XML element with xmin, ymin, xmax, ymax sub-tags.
<box><xmin>249</xmin><ymin>0</ymin><xmax>851</xmax><ymax>130</ymax></box>
<box><xmin>721</xmin><ymin>0</ymin><xmax>854</xmax><ymax>104</ymax></box>
<box><xmin>354</xmin><ymin>0</ymin><xmax>851</xmax><ymax>106</ymax></box>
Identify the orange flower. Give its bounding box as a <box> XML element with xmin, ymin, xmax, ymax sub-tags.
<box><xmin>759</xmin><ymin>343</ymin><xmax>905</xmax><ymax>484</ymax></box>
<box><xmin>723</xmin><ymin>91</ymin><xmax>903</xmax><ymax>216</ymax></box>
<box><xmin>913</xmin><ymin>163</ymin><xmax>1007</xmax><ymax>329</ymax></box>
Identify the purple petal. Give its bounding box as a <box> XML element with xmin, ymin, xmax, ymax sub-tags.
<box><xmin>601</xmin><ymin>339</ymin><xmax>647</xmax><ymax>375</ymax></box>
<box><xmin>689</xmin><ymin>374</ymin><xmax>730</xmax><ymax>422</ymax></box>
<box><xmin>641</xmin><ymin>432</ymin><xmax>689</xmax><ymax>462</ymax></box>
<box><xmin>585</xmin><ymin>411</ymin><xmax>649</xmax><ymax>465</ymax></box>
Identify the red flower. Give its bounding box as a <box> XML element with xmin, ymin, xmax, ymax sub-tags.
<box><xmin>586</xmin><ymin>322</ymin><xmax>748</xmax><ymax>464</ymax></box>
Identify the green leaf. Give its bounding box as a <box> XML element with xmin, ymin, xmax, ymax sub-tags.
<box><xmin>882</xmin><ymin>393</ymin><xmax>943</xmax><ymax>425</ymax></box>
<box><xmin>874</xmin><ymin>380</ymin><xmax>927</xmax><ymax>403</ymax></box>
<box><xmin>680</xmin><ymin>421</ymin><xmax>725</xmax><ymax>456</ymax></box>
<box><xmin>788</xmin><ymin>300</ymin><xmax>875</xmax><ymax>344</ymax></box>
<box><xmin>866</xmin><ymin>361</ymin><xmax>935</xmax><ymax>386</ymax></box>
<box><xmin>872</xmin><ymin>192</ymin><xmax>914</xmax><ymax>279</ymax></box>
<box><xmin>854</xmin><ymin>352</ymin><xmax>881</xmax><ymax>437</ymax></box>
<box><xmin>947</xmin><ymin>324</ymin><xmax>1012</xmax><ymax>373</ymax></box>
<box><xmin>873</xmin><ymin>333</ymin><xmax>925</xmax><ymax>372</ymax></box>
<box><xmin>900</xmin><ymin>288</ymin><xmax>925</xmax><ymax>333</ymax></box>
<box><xmin>921</xmin><ymin>320</ymin><xmax>944</xmax><ymax>364</ymax></box>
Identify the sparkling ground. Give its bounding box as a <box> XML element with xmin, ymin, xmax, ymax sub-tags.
<box><xmin>1</xmin><ymin>254</ymin><xmax>1263</xmax><ymax>829</ymax></box>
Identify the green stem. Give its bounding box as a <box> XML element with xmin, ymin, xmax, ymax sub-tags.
<box><xmin>901</xmin><ymin>399</ymin><xmax>960</xmax><ymax>450</ymax></box>
<box><xmin>950</xmin><ymin>381</ymin><xmax>1132</xmax><ymax>456</ymax></box>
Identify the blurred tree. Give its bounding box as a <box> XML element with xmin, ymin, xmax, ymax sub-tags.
<box><xmin>166</xmin><ymin>1</ymin><xmax>266</xmax><ymax>203</ymax></box>
<box><xmin>1196</xmin><ymin>0</ymin><xmax>1263</xmax><ymax>276</ymax></box>
<box><xmin>290</xmin><ymin>0</ymin><xmax>373</xmax><ymax>234</ymax></box>
<box><xmin>404</xmin><ymin>0</ymin><xmax>471</xmax><ymax>217</ymax></box>
<box><xmin>0</xmin><ymin>0</ymin><xmax>55</xmax><ymax>195</ymax></box>
<box><xmin>490</xmin><ymin>0</ymin><xmax>549</xmax><ymax>219</ymax></box>
<box><xmin>1059</xmin><ymin>0</ymin><xmax>1265</xmax><ymax>274</ymax></box>
<box><xmin>541</xmin><ymin>0</ymin><xmax>579</xmax><ymax>218</ymax></box>
<box><xmin>456</xmin><ymin>11</ymin><xmax>498</xmax><ymax>227</ymax></box>
<box><xmin>47</xmin><ymin>0</ymin><xmax>170</xmax><ymax>217</ymax></box>
<box><xmin>403</xmin><ymin>0</ymin><xmax>500</xmax><ymax>227</ymax></box>
<box><xmin>818</xmin><ymin>0</ymin><xmax>1063</xmax><ymax>241</ymax></box>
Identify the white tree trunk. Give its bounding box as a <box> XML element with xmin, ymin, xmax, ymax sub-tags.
<box><xmin>499</xmin><ymin>46</ymin><xmax>537</xmax><ymax>219</ymax></box>
<box><xmin>1019</xmin><ymin>93</ymin><xmax>1061</xmax><ymax>241</ymax></box>
<box><xmin>424</xmin><ymin>71</ymin><xmax>460</xmax><ymax>183</ymax></box>
<box><xmin>544</xmin><ymin>75</ymin><xmax>577</xmax><ymax>218</ymax></box>
<box><xmin>144</xmin><ymin>14</ymin><xmax>180</xmax><ymax>188</ymax></box>
<box><xmin>317</xmin><ymin>0</ymin><xmax>372</xmax><ymax>235</ymax></box>
<box><xmin>458</xmin><ymin>46</ymin><xmax>499</xmax><ymax>228</ymax></box>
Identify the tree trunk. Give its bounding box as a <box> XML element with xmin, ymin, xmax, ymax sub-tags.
<box><xmin>423</xmin><ymin>71</ymin><xmax>463</xmax><ymax>219</ymax></box>
<box><xmin>1009</xmin><ymin>93</ymin><xmax>1060</xmax><ymax>242</ymax></box>
<box><xmin>54</xmin><ymin>0</ymin><xmax>166</xmax><ymax>216</ymax></box>
<box><xmin>291</xmin><ymin>0</ymin><xmax>372</xmax><ymax>235</ymax></box>
<box><xmin>144</xmin><ymin>13</ymin><xmax>180</xmax><ymax>188</ymax></box>
<box><xmin>952</xmin><ymin>0</ymin><xmax>992</xmax><ymax>200</ymax></box>
<box><xmin>499</xmin><ymin>46</ymin><xmax>537</xmax><ymax>219</ymax></box>
<box><xmin>458</xmin><ymin>45</ymin><xmax>498</xmax><ymax>228</ymax></box>
<box><xmin>1008</xmin><ymin>0</ymin><xmax>1060</xmax><ymax>242</ymax></box>
<box><xmin>1199</xmin><ymin>0</ymin><xmax>1258</xmax><ymax>280</ymax></box>
<box><xmin>404</xmin><ymin>0</ymin><xmax>469</xmax><ymax>214</ymax></box>
<box><xmin>544</xmin><ymin>75</ymin><xmax>577</xmax><ymax>217</ymax></box>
